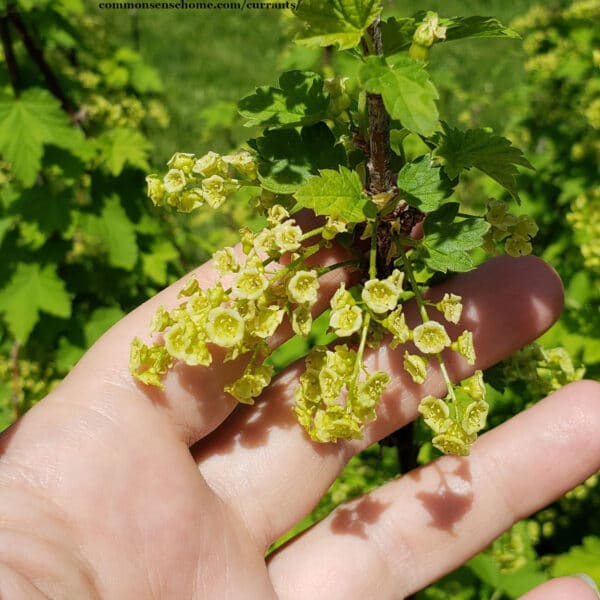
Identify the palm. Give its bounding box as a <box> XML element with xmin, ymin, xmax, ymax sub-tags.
<box><xmin>1</xmin><ymin>255</ymin><xmax>598</xmax><ymax>599</ymax></box>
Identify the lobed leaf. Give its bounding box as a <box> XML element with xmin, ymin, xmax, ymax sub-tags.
<box><xmin>434</xmin><ymin>124</ymin><xmax>534</xmax><ymax>202</ymax></box>
<box><xmin>444</xmin><ymin>16</ymin><xmax>520</xmax><ymax>41</ymax></box>
<box><xmin>396</xmin><ymin>156</ymin><xmax>452</xmax><ymax>212</ymax></box>
<box><xmin>294</xmin><ymin>166</ymin><xmax>375</xmax><ymax>223</ymax></box>
<box><xmin>420</xmin><ymin>202</ymin><xmax>489</xmax><ymax>272</ymax></box>
<box><xmin>251</xmin><ymin>122</ymin><xmax>346</xmax><ymax>194</ymax></box>
<box><xmin>0</xmin><ymin>88</ymin><xmax>89</xmax><ymax>187</ymax></box>
<box><xmin>94</xmin><ymin>128</ymin><xmax>151</xmax><ymax>176</ymax></box>
<box><xmin>0</xmin><ymin>263</ymin><xmax>71</xmax><ymax>343</ymax></box>
<box><xmin>294</xmin><ymin>0</ymin><xmax>383</xmax><ymax>50</ymax></box>
<box><xmin>359</xmin><ymin>56</ymin><xmax>440</xmax><ymax>137</ymax></box>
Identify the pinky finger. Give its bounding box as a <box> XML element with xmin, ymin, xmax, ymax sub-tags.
<box><xmin>521</xmin><ymin>576</ymin><xmax>600</xmax><ymax>600</ymax></box>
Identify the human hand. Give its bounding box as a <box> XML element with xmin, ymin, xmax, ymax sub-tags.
<box><xmin>0</xmin><ymin>253</ymin><xmax>598</xmax><ymax>599</ymax></box>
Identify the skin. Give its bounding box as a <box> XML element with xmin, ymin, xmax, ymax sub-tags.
<box><xmin>0</xmin><ymin>252</ymin><xmax>598</xmax><ymax>599</ymax></box>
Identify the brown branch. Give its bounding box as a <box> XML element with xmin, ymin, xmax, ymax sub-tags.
<box><xmin>7</xmin><ymin>6</ymin><xmax>76</xmax><ymax>118</ymax></box>
<box><xmin>0</xmin><ymin>15</ymin><xmax>21</xmax><ymax>96</ymax></box>
<box><xmin>364</xmin><ymin>19</ymin><xmax>394</xmax><ymax>195</ymax></box>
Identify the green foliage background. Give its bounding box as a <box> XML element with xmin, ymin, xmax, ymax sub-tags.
<box><xmin>0</xmin><ymin>0</ymin><xmax>598</xmax><ymax>597</ymax></box>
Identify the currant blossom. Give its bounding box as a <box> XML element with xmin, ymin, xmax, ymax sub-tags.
<box><xmin>329</xmin><ymin>305</ymin><xmax>363</xmax><ymax>337</ymax></box>
<box><xmin>163</xmin><ymin>168</ymin><xmax>186</xmax><ymax>193</ymax></box>
<box><xmin>206</xmin><ymin>307</ymin><xmax>245</xmax><ymax>347</ymax></box>
<box><xmin>403</xmin><ymin>352</ymin><xmax>428</xmax><ymax>384</ymax></box>
<box><xmin>412</xmin><ymin>320</ymin><xmax>451</xmax><ymax>354</ymax></box>
<box><xmin>437</xmin><ymin>293</ymin><xmax>463</xmax><ymax>324</ymax></box>
<box><xmin>287</xmin><ymin>270</ymin><xmax>319</xmax><ymax>305</ymax></box>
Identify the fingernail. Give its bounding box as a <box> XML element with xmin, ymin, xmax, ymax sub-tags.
<box><xmin>575</xmin><ymin>574</ymin><xmax>600</xmax><ymax>598</ymax></box>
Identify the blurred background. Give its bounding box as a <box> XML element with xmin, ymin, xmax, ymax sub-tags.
<box><xmin>0</xmin><ymin>0</ymin><xmax>598</xmax><ymax>596</ymax></box>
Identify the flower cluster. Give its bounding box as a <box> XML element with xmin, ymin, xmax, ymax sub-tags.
<box><xmin>130</xmin><ymin>206</ymin><xmax>317</xmax><ymax>404</ymax></box>
<box><xmin>482</xmin><ymin>199</ymin><xmax>539</xmax><ymax>257</ymax></box>
<box><xmin>145</xmin><ymin>150</ymin><xmax>257</xmax><ymax>213</ymax></box>
<box><xmin>418</xmin><ymin>370</ymin><xmax>489</xmax><ymax>456</ymax></box>
<box><xmin>293</xmin><ymin>344</ymin><xmax>390</xmax><ymax>442</ymax></box>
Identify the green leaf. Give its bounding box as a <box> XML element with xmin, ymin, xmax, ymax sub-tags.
<box><xmin>421</xmin><ymin>202</ymin><xmax>489</xmax><ymax>272</ymax></box>
<box><xmin>434</xmin><ymin>124</ymin><xmax>533</xmax><ymax>202</ymax></box>
<box><xmin>0</xmin><ymin>263</ymin><xmax>71</xmax><ymax>343</ymax></box>
<box><xmin>0</xmin><ymin>88</ymin><xmax>89</xmax><ymax>187</ymax></box>
<box><xmin>76</xmin><ymin>195</ymin><xmax>138</xmax><ymax>270</ymax></box>
<box><xmin>396</xmin><ymin>156</ymin><xmax>452</xmax><ymax>212</ymax></box>
<box><xmin>252</xmin><ymin>122</ymin><xmax>346</xmax><ymax>194</ymax></box>
<box><xmin>381</xmin><ymin>16</ymin><xmax>416</xmax><ymax>56</ymax></box>
<box><xmin>294</xmin><ymin>166</ymin><xmax>375</xmax><ymax>222</ymax></box>
<box><xmin>551</xmin><ymin>537</ymin><xmax>600</xmax><ymax>586</ymax></box>
<box><xmin>294</xmin><ymin>0</ymin><xmax>382</xmax><ymax>50</ymax></box>
<box><xmin>238</xmin><ymin>71</ymin><xmax>330</xmax><ymax>129</ymax></box>
<box><xmin>141</xmin><ymin>239</ymin><xmax>179</xmax><ymax>285</ymax></box>
<box><xmin>100</xmin><ymin>196</ymin><xmax>139</xmax><ymax>270</ymax></box>
<box><xmin>94</xmin><ymin>128</ymin><xmax>151</xmax><ymax>176</ymax></box>
<box><xmin>444</xmin><ymin>16</ymin><xmax>520</xmax><ymax>41</ymax></box>
<box><xmin>83</xmin><ymin>305</ymin><xmax>125</xmax><ymax>346</ymax></box>
<box><xmin>359</xmin><ymin>56</ymin><xmax>440</xmax><ymax>136</ymax></box>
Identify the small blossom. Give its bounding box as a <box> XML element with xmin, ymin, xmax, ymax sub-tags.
<box><xmin>287</xmin><ymin>270</ymin><xmax>319</xmax><ymax>305</ymax></box>
<box><xmin>383</xmin><ymin>308</ymin><xmax>410</xmax><ymax>348</ymax></box>
<box><xmin>267</xmin><ymin>204</ymin><xmax>289</xmax><ymax>226</ymax></box>
<box><xmin>232</xmin><ymin>268</ymin><xmax>268</xmax><ymax>300</ymax></box>
<box><xmin>202</xmin><ymin>175</ymin><xmax>229</xmax><ymax>209</ymax></box>
<box><xmin>418</xmin><ymin>395</ymin><xmax>452</xmax><ymax>434</ymax></box>
<box><xmin>412</xmin><ymin>320</ymin><xmax>451</xmax><ymax>354</ymax></box>
<box><xmin>223</xmin><ymin>150</ymin><xmax>257</xmax><ymax>179</ymax></box>
<box><xmin>461</xmin><ymin>370</ymin><xmax>486</xmax><ymax>401</ymax></box>
<box><xmin>164</xmin><ymin>318</ymin><xmax>212</xmax><ymax>366</ymax></box>
<box><xmin>150</xmin><ymin>305</ymin><xmax>172</xmax><ymax>333</ymax></box>
<box><xmin>413</xmin><ymin>12</ymin><xmax>447</xmax><ymax>47</ymax></box>
<box><xmin>254</xmin><ymin>305</ymin><xmax>284</xmax><ymax>338</ymax></box>
<box><xmin>206</xmin><ymin>307</ymin><xmax>245</xmax><ymax>347</ymax></box>
<box><xmin>129</xmin><ymin>338</ymin><xmax>173</xmax><ymax>389</ymax></box>
<box><xmin>330</xmin><ymin>283</ymin><xmax>355</xmax><ymax>311</ymax></box>
<box><xmin>432</xmin><ymin>431</ymin><xmax>471</xmax><ymax>456</ymax></box>
<box><xmin>179</xmin><ymin>189</ymin><xmax>205</xmax><ymax>212</ymax></box>
<box><xmin>146</xmin><ymin>175</ymin><xmax>165</xmax><ymax>205</ymax></box>
<box><xmin>462</xmin><ymin>400</ymin><xmax>489</xmax><ymax>435</ymax></box>
<box><xmin>505</xmin><ymin>235</ymin><xmax>532</xmax><ymax>257</ymax></box>
<box><xmin>178</xmin><ymin>277</ymin><xmax>199</xmax><ymax>297</ymax></box>
<box><xmin>167</xmin><ymin>152</ymin><xmax>195</xmax><ymax>173</ymax></box>
<box><xmin>362</xmin><ymin>278</ymin><xmax>399</xmax><ymax>314</ymax></box>
<box><xmin>437</xmin><ymin>293</ymin><xmax>463</xmax><ymax>324</ymax></box>
<box><xmin>273</xmin><ymin>219</ymin><xmax>302</xmax><ymax>253</ymax></box>
<box><xmin>225</xmin><ymin>364</ymin><xmax>273</xmax><ymax>404</ymax></box>
<box><xmin>292</xmin><ymin>305</ymin><xmax>312</xmax><ymax>336</ymax></box>
<box><xmin>213</xmin><ymin>247</ymin><xmax>239</xmax><ymax>274</ymax></box>
<box><xmin>486</xmin><ymin>199</ymin><xmax>509</xmax><ymax>226</ymax></box>
<box><xmin>329</xmin><ymin>305</ymin><xmax>363</xmax><ymax>337</ymax></box>
<box><xmin>323</xmin><ymin>216</ymin><xmax>348</xmax><ymax>240</ymax></box>
<box><xmin>192</xmin><ymin>151</ymin><xmax>226</xmax><ymax>177</ymax></box>
<box><xmin>163</xmin><ymin>168</ymin><xmax>186</xmax><ymax>193</ymax></box>
<box><xmin>404</xmin><ymin>352</ymin><xmax>428</xmax><ymax>384</ymax></box>
<box><xmin>453</xmin><ymin>330</ymin><xmax>476</xmax><ymax>365</ymax></box>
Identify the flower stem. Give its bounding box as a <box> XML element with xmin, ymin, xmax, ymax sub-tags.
<box><xmin>399</xmin><ymin>246</ymin><xmax>456</xmax><ymax>403</ymax></box>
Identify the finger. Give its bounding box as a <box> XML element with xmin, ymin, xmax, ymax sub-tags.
<box><xmin>521</xmin><ymin>577</ymin><xmax>600</xmax><ymax>600</ymax></box>
<box><xmin>267</xmin><ymin>380</ymin><xmax>600</xmax><ymax>599</ymax></box>
<box><xmin>52</xmin><ymin>232</ymin><xmax>354</xmax><ymax>446</ymax></box>
<box><xmin>194</xmin><ymin>255</ymin><xmax>563</xmax><ymax>547</ymax></box>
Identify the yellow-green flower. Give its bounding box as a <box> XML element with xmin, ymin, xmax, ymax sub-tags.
<box><xmin>383</xmin><ymin>307</ymin><xmax>410</xmax><ymax>348</ymax></box>
<box><xmin>232</xmin><ymin>268</ymin><xmax>268</xmax><ymax>300</ymax></box>
<box><xmin>404</xmin><ymin>352</ymin><xmax>428</xmax><ymax>384</ymax></box>
<box><xmin>453</xmin><ymin>330</ymin><xmax>476</xmax><ymax>365</ymax></box>
<box><xmin>418</xmin><ymin>395</ymin><xmax>452</xmax><ymax>434</ymax></box>
<box><xmin>206</xmin><ymin>307</ymin><xmax>245</xmax><ymax>347</ymax></box>
<box><xmin>273</xmin><ymin>220</ymin><xmax>302</xmax><ymax>253</ymax></box>
<box><xmin>329</xmin><ymin>305</ymin><xmax>363</xmax><ymax>337</ymax></box>
<box><xmin>292</xmin><ymin>305</ymin><xmax>312</xmax><ymax>336</ymax></box>
<box><xmin>192</xmin><ymin>151</ymin><xmax>226</xmax><ymax>177</ymax></box>
<box><xmin>163</xmin><ymin>168</ymin><xmax>186</xmax><ymax>193</ymax></box>
<box><xmin>167</xmin><ymin>152</ymin><xmax>195</xmax><ymax>173</ymax></box>
<box><xmin>287</xmin><ymin>270</ymin><xmax>319</xmax><ymax>305</ymax></box>
<box><xmin>146</xmin><ymin>174</ymin><xmax>165</xmax><ymax>205</ymax></box>
<box><xmin>437</xmin><ymin>292</ymin><xmax>463</xmax><ymax>324</ymax></box>
<box><xmin>362</xmin><ymin>278</ymin><xmax>398</xmax><ymax>314</ymax></box>
<box><xmin>213</xmin><ymin>247</ymin><xmax>239</xmax><ymax>274</ymax></box>
<box><xmin>223</xmin><ymin>150</ymin><xmax>257</xmax><ymax>179</ymax></box>
<box><xmin>412</xmin><ymin>320</ymin><xmax>451</xmax><ymax>354</ymax></box>
<box><xmin>462</xmin><ymin>370</ymin><xmax>485</xmax><ymax>400</ymax></box>
<box><xmin>462</xmin><ymin>400</ymin><xmax>489</xmax><ymax>435</ymax></box>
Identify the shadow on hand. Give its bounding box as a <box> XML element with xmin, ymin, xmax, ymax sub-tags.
<box><xmin>329</xmin><ymin>495</ymin><xmax>391</xmax><ymax>539</ymax></box>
